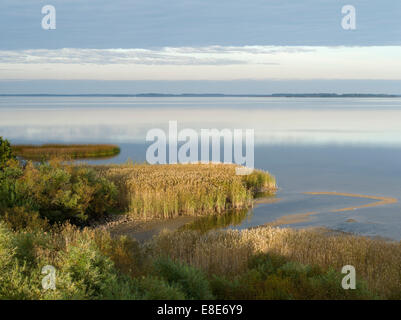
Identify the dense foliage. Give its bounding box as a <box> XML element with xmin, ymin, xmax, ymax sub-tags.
<box><xmin>0</xmin><ymin>137</ymin><xmax>14</xmax><ymax>170</ymax></box>
<box><xmin>0</xmin><ymin>160</ymin><xmax>117</xmax><ymax>224</ymax></box>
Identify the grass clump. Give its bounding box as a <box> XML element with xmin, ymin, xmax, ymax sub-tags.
<box><xmin>12</xmin><ymin>144</ymin><xmax>120</xmax><ymax>160</ymax></box>
<box><xmin>98</xmin><ymin>163</ymin><xmax>276</xmax><ymax>219</ymax></box>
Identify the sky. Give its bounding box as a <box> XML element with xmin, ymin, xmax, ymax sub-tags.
<box><xmin>0</xmin><ymin>0</ymin><xmax>401</xmax><ymax>94</ymax></box>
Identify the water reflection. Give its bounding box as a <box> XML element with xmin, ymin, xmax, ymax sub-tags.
<box><xmin>2</xmin><ymin>97</ymin><xmax>401</xmax><ymax>146</ymax></box>
<box><xmin>180</xmin><ymin>208</ymin><xmax>251</xmax><ymax>233</ymax></box>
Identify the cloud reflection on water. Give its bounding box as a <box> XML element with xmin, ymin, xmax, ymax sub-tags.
<box><xmin>1</xmin><ymin>98</ymin><xmax>401</xmax><ymax>146</ymax></box>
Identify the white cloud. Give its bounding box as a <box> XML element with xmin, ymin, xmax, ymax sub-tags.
<box><xmin>0</xmin><ymin>46</ymin><xmax>289</xmax><ymax>65</ymax></box>
<box><xmin>0</xmin><ymin>46</ymin><xmax>401</xmax><ymax>81</ymax></box>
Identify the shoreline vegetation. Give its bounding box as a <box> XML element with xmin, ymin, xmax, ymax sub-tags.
<box><xmin>12</xmin><ymin>144</ymin><xmax>121</xmax><ymax>160</ymax></box>
<box><xmin>96</xmin><ymin>163</ymin><xmax>276</xmax><ymax>219</ymax></box>
<box><xmin>1</xmin><ymin>137</ymin><xmax>401</xmax><ymax>299</ymax></box>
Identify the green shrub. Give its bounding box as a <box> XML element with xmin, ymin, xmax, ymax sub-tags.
<box><xmin>209</xmin><ymin>274</ymin><xmax>240</xmax><ymax>299</ymax></box>
<box><xmin>0</xmin><ymin>223</ymin><xmax>143</xmax><ymax>300</ymax></box>
<box><xmin>153</xmin><ymin>258</ymin><xmax>214</xmax><ymax>300</ymax></box>
<box><xmin>135</xmin><ymin>276</ymin><xmax>186</xmax><ymax>300</ymax></box>
<box><xmin>0</xmin><ymin>161</ymin><xmax>24</xmax><ymax>209</ymax></box>
<box><xmin>0</xmin><ymin>161</ymin><xmax>118</xmax><ymax>224</ymax></box>
<box><xmin>0</xmin><ymin>137</ymin><xmax>14</xmax><ymax>170</ymax></box>
<box><xmin>0</xmin><ymin>224</ymin><xmax>44</xmax><ymax>299</ymax></box>
<box><xmin>56</xmin><ymin>239</ymin><xmax>119</xmax><ymax>298</ymax></box>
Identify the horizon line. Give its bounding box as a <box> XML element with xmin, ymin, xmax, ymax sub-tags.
<box><xmin>0</xmin><ymin>93</ymin><xmax>400</xmax><ymax>98</ymax></box>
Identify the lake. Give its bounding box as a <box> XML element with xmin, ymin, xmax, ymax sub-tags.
<box><xmin>1</xmin><ymin>96</ymin><xmax>401</xmax><ymax>240</ymax></box>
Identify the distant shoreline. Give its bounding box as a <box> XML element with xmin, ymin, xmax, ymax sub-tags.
<box><xmin>0</xmin><ymin>93</ymin><xmax>400</xmax><ymax>98</ymax></box>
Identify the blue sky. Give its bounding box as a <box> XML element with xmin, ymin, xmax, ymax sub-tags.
<box><xmin>1</xmin><ymin>0</ymin><xmax>400</xmax><ymax>48</ymax></box>
<box><xmin>0</xmin><ymin>1</ymin><xmax>400</xmax><ymax>93</ymax></box>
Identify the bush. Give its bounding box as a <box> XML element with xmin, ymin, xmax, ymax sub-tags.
<box><xmin>0</xmin><ymin>137</ymin><xmax>14</xmax><ymax>170</ymax></box>
<box><xmin>0</xmin><ymin>223</ymin><xmax>143</xmax><ymax>300</ymax></box>
<box><xmin>94</xmin><ymin>232</ymin><xmax>145</xmax><ymax>278</ymax></box>
<box><xmin>135</xmin><ymin>276</ymin><xmax>186</xmax><ymax>300</ymax></box>
<box><xmin>0</xmin><ymin>161</ymin><xmax>118</xmax><ymax>224</ymax></box>
<box><xmin>1</xmin><ymin>207</ymin><xmax>49</xmax><ymax>232</ymax></box>
<box><xmin>0</xmin><ymin>224</ymin><xmax>25</xmax><ymax>298</ymax></box>
<box><xmin>152</xmin><ymin>258</ymin><xmax>214</xmax><ymax>300</ymax></box>
<box><xmin>55</xmin><ymin>236</ymin><xmax>121</xmax><ymax>298</ymax></box>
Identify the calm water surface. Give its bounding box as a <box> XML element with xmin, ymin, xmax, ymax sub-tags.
<box><xmin>1</xmin><ymin>97</ymin><xmax>401</xmax><ymax>240</ymax></box>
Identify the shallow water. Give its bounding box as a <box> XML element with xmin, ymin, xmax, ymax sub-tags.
<box><xmin>1</xmin><ymin>96</ymin><xmax>401</xmax><ymax>240</ymax></box>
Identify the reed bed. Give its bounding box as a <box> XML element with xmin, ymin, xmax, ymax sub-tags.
<box><xmin>12</xmin><ymin>144</ymin><xmax>120</xmax><ymax>160</ymax></box>
<box><xmin>96</xmin><ymin>163</ymin><xmax>276</xmax><ymax>219</ymax></box>
<box><xmin>147</xmin><ymin>227</ymin><xmax>401</xmax><ymax>298</ymax></box>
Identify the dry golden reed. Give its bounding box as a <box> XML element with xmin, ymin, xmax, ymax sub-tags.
<box><xmin>96</xmin><ymin>163</ymin><xmax>276</xmax><ymax>219</ymax></box>
<box><xmin>147</xmin><ymin>227</ymin><xmax>401</xmax><ymax>298</ymax></box>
